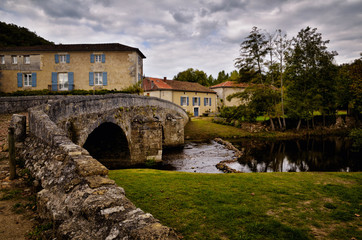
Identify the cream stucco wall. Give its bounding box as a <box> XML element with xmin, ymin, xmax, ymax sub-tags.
<box><xmin>213</xmin><ymin>87</ymin><xmax>246</xmax><ymax>107</ymax></box>
<box><xmin>144</xmin><ymin>90</ymin><xmax>217</xmax><ymax>116</ymax></box>
<box><xmin>0</xmin><ymin>50</ymin><xmax>142</xmax><ymax>93</ymax></box>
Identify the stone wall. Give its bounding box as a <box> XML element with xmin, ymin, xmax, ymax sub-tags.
<box><xmin>13</xmin><ymin>94</ymin><xmax>188</xmax><ymax>239</ymax></box>
<box><xmin>0</xmin><ymin>95</ymin><xmax>67</xmax><ymax>114</ymax></box>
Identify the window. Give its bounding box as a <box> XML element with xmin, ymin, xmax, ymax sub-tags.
<box><xmin>12</xmin><ymin>55</ymin><xmax>17</xmax><ymax>64</ymax></box>
<box><xmin>59</xmin><ymin>55</ymin><xmax>67</xmax><ymax>63</ymax></box>
<box><xmin>58</xmin><ymin>73</ymin><xmax>69</xmax><ymax>90</ymax></box>
<box><xmin>91</xmin><ymin>54</ymin><xmax>105</xmax><ymax>63</ymax></box>
<box><xmin>204</xmin><ymin>97</ymin><xmax>212</xmax><ymax>106</ymax></box>
<box><xmin>95</xmin><ymin>54</ymin><xmax>102</xmax><ymax>63</ymax></box>
<box><xmin>24</xmin><ymin>55</ymin><xmax>30</xmax><ymax>64</ymax></box>
<box><xmin>192</xmin><ymin>97</ymin><xmax>200</xmax><ymax>106</ymax></box>
<box><xmin>180</xmin><ymin>96</ymin><xmax>189</xmax><ymax>106</ymax></box>
<box><xmin>23</xmin><ymin>73</ymin><xmax>32</xmax><ymax>87</ymax></box>
<box><xmin>0</xmin><ymin>55</ymin><xmax>4</xmax><ymax>64</ymax></box>
<box><xmin>94</xmin><ymin>72</ymin><xmax>103</xmax><ymax>85</ymax></box>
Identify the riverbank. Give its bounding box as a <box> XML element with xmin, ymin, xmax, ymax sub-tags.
<box><xmin>109</xmin><ymin>169</ymin><xmax>362</xmax><ymax>240</ymax></box>
<box><xmin>185</xmin><ymin>117</ymin><xmax>350</xmax><ymax>141</ymax></box>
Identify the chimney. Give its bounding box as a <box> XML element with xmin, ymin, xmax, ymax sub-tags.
<box><xmin>164</xmin><ymin>77</ymin><xmax>167</xmax><ymax>81</ymax></box>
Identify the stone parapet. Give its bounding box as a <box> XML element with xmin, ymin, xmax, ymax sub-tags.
<box><xmin>12</xmin><ymin>94</ymin><xmax>188</xmax><ymax>239</ymax></box>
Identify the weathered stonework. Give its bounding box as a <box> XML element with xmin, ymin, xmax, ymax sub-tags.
<box><xmin>14</xmin><ymin>94</ymin><xmax>188</xmax><ymax>239</ymax></box>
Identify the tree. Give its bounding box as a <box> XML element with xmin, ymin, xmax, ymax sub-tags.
<box><xmin>215</xmin><ymin>70</ymin><xmax>229</xmax><ymax>84</ymax></box>
<box><xmin>235</xmin><ymin>26</ymin><xmax>269</xmax><ymax>84</ymax></box>
<box><xmin>336</xmin><ymin>55</ymin><xmax>362</xmax><ymax>115</ymax></box>
<box><xmin>227</xmin><ymin>85</ymin><xmax>280</xmax><ymax>129</ymax></box>
<box><xmin>173</xmin><ymin>68</ymin><xmax>210</xmax><ymax>86</ymax></box>
<box><xmin>273</xmin><ymin>29</ymin><xmax>291</xmax><ymax>130</ymax></box>
<box><xmin>284</xmin><ymin>27</ymin><xmax>338</xmax><ymax>130</ymax></box>
<box><xmin>0</xmin><ymin>21</ymin><xmax>53</xmax><ymax>47</ymax></box>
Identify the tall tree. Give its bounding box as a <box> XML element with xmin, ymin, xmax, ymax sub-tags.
<box><xmin>284</xmin><ymin>27</ymin><xmax>338</xmax><ymax>130</ymax></box>
<box><xmin>235</xmin><ymin>26</ymin><xmax>269</xmax><ymax>84</ymax></box>
<box><xmin>274</xmin><ymin>29</ymin><xmax>290</xmax><ymax>129</ymax></box>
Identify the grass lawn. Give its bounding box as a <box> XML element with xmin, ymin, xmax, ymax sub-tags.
<box><xmin>109</xmin><ymin>170</ymin><xmax>362</xmax><ymax>240</ymax></box>
<box><xmin>185</xmin><ymin>117</ymin><xmax>279</xmax><ymax>140</ymax></box>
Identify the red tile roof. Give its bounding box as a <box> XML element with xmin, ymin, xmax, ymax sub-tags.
<box><xmin>143</xmin><ymin>77</ymin><xmax>216</xmax><ymax>94</ymax></box>
<box><xmin>0</xmin><ymin>43</ymin><xmax>146</xmax><ymax>58</ymax></box>
<box><xmin>210</xmin><ymin>81</ymin><xmax>250</xmax><ymax>88</ymax></box>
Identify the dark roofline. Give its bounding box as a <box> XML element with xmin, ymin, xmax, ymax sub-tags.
<box><xmin>0</xmin><ymin>43</ymin><xmax>146</xmax><ymax>58</ymax></box>
<box><xmin>144</xmin><ymin>88</ymin><xmax>217</xmax><ymax>94</ymax></box>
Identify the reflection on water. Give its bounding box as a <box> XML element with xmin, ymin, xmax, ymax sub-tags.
<box><xmin>161</xmin><ymin>137</ymin><xmax>361</xmax><ymax>173</ymax></box>
<box><xmin>229</xmin><ymin>137</ymin><xmax>361</xmax><ymax>172</ymax></box>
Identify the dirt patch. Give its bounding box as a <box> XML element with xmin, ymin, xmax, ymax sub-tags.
<box><xmin>0</xmin><ymin>113</ymin><xmax>37</xmax><ymax>240</ymax></box>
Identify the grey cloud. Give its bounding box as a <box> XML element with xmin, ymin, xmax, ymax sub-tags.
<box><xmin>172</xmin><ymin>9</ymin><xmax>195</xmax><ymax>23</ymax></box>
<box><xmin>30</xmin><ymin>0</ymin><xmax>90</xmax><ymax>19</ymax></box>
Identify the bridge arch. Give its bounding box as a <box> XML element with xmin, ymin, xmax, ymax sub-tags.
<box><xmin>83</xmin><ymin>122</ymin><xmax>130</xmax><ymax>169</ymax></box>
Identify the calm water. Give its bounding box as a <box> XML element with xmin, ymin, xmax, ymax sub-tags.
<box><xmin>161</xmin><ymin>137</ymin><xmax>361</xmax><ymax>173</ymax></box>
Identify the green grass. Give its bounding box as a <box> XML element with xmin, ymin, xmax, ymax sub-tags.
<box><xmin>109</xmin><ymin>170</ymin><xmax>362</xmax><ymax>240</ymax></box>
<box><xmin>185</xmin><ymin>117</ymin><xmax>279</xmax><ymax>140</ymax></box>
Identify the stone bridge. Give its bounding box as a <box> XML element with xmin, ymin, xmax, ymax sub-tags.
<box><xmin>30</xmin><ymin>94</ymin><xmax>189</xmax><ymax>168</ymax></box>
<box><xmin>13</xmin><ymin>94</ymin><xmax>188</xmax><ymax>239</ymax></box>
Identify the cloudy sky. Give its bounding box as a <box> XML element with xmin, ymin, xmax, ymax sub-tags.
<box><xmin>1</xmin><ymin>0</ymin><xmax>361</xmax><ymax>79</ymax></box>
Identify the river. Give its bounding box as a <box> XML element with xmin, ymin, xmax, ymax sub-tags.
<box><xmin>159</xmin><ymin>136</ymin><xmax>361</xmax><ymax>173</ymax></box>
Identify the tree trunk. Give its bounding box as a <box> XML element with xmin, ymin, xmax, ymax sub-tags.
<box><xmin>323</xmin><ymin>114</ymin><xmax>326</xmax><ymax>127</ymax></box>
<box><xmin>278</xmin><ymin>117</ymin><xmax>282</xmax><ymax>129</ymax></box>
<box><xmin>296</xmin><ymin>119</ymin><xmax>302</xmax><ymax>131</ymax></box>
<box><xmin>307</xmin><ymin>119</ymin><xmax>310</xmax><ymax>130</ymax></box>
<box><xmin>270</xmin><ymin>118</ymin><xmax>275</xmax><ymax>131</ymax></box>
<box><xmin>312</xmin><ymin>117</ymin><xmax>315</xmax><ymax>129</ymax></box>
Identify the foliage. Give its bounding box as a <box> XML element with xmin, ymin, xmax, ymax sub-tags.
<box><xmin>336</xmin><ymin>57</ymin><xmax>362</xmax><ymax>114</ymax></box>
<box><xmin>173</xmin><ymin>68</ymin><xmax>211</xmax><ymax>86</ymax></box>
<box><xmin>0</xmin><ymin>21</ymin><xmax>53</xmax><ymax>47</ymax></box>
<box><xmin>350</xmin><ymin>128</ymin><xmax>362</xmax><ymax>151</ymax></box>
<box><xmin>121</xmin><ymin>82</ymin><xmax>143</xmax><ymax>94</ymax></box>
<box><xmin>284</xmin><ymin>27</ymin><xmax>338</xmax><ymax>128</ymax></box>
<box><xmin>0</xmin><ymin>85</ymin><xmax>143</xmax><ymax>97</ymax></box>
<box><xmin>226</xmin><ymin>85</ymin><xmax>280</xmax><ymax>123</ymax></box>
<box><xmin>235</xmin><ymin>26</ymin><xmax>269</xmax><ymax>83</ymax></box>
<box><xmin>109</xmin><ymin>169</ymin><xmax>362</xmax><ymax>240</ymax></box>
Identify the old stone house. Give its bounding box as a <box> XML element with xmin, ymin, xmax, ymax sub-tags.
<box><xmin>0</xmin><ymin>43</ymin><xmax>145</xmax><ymax>93</ymax></box>
<box><xmin>143</xmin><ymin>77</ymin><xmax>217</xmax><ymax>116</ymax></box>
<box><xmin>210</xmin><ymin>81</ymin><xmax>251</xmax><ymax>108</ymax></box>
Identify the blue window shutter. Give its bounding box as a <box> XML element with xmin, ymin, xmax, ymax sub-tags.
<box><xmin>180</xmin><ymin>96</ymin><xmax>182</xmax><ymax>105</ymax></box>
<box><xmin>66</xmin><ymin>54</ymin><xmax>70</xmax><ymax>63</ymax></box>
<box><xmin>55</xmin><ymin>54</ymin><xmax>59</xmax><ymax>63</ymax></box>
<box><xmin>17</xmin><ymin>73</ymin><xmax>23</xmax><ymax>87</ymax></box>
<box><xmin>68</xmin><ymin>72</ymin><xmax>74</xmax><ymax>90</ymax></box>
<box><xmin>204</xmin><ymin>98</ymin><xmax>206</xmax><ymax>106</ymax></box>
<box><xmin>192</xmin><ymin>97</ymin><xmax>195</xmax><ymax>106</ymax></box>
<box><xmin>102</xmin><ymin>54</ymin><xmax>105</xmax><ymax>63</ymax></box>
<box><xmin>198</xmin><ymin>97</ymin><xmax>201</xmax><ymax>106</ymax></box>
<box><xmin>209</xmin><ymin>97</ymin><xmax>212</xmax><ymax>106</ymax></box>
<box><xmin>31</xmin><ymin>73</ymin><xmax>37</xmax><ymax>87</ymax></box>
<box><xmin>103</xmin><ymin>72</ymin><xmax>107</xmax><ymax>86</ymax></box>
<box><xmin>90</xmin><ymin>54</ymin><xmax>94</xmax><ymax>63</ymax></box>
<box><xmin>51</xmin><ymin>72</ymin><xmax>58</xmax><ymax>91</ymax></box>
<box><xmin>187</xmin><ymin>97</ymin><xmax>189</xmax><ymax>106</ymax></box>
<box><xmin>89</xmin><ymin>72</ymin><xmax>94</xmax><ymax>86</ymax></box>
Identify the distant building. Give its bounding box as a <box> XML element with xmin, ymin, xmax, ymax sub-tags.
<box><xmin>210</xmin><ymin>81</ymin><xmax>251</xmax><ymax>107</ymax></box>
<box><xmin>0</xmin><ymin>43</ymin><xmax>145</xmax><ymax>93</ymax></box>
<box><xmin>143</xmin><ymin>77</ymin><xmax>217</xmax><ymax>116</ymax></box>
